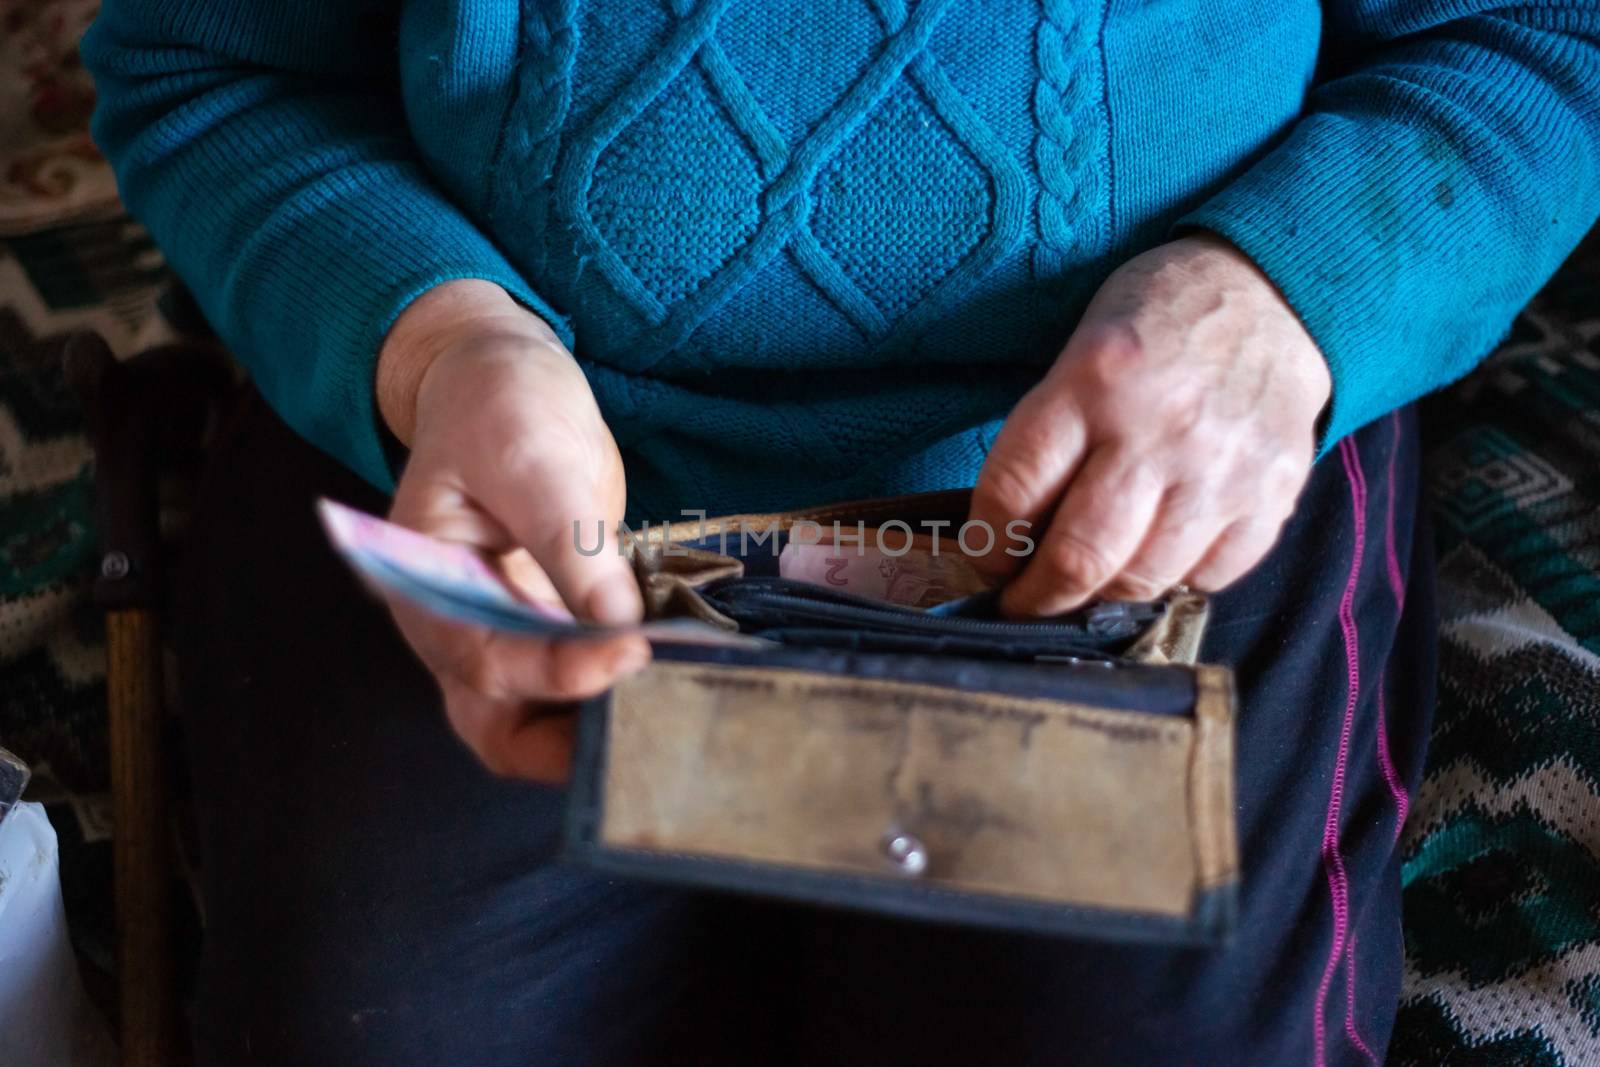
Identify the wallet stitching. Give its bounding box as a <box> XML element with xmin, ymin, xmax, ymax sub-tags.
<box><xmin>641</xmin><ymin>659</ymin><xmax>1193</xmax><ymax>742</ymax></box>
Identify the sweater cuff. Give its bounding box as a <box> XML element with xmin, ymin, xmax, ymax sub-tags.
<box><xmin>1177</xmin><ymin>113</ymin><xmax>1487</xmax><ymax>457</ymax></box>
<box><xmin>250</xmin><ymin>172</ymin><xmax>568</xmax><ymax>494</ymax></box>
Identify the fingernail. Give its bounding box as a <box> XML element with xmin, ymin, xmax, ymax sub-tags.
<box><xmin>588</xmin><ymin>581</ymin><xmax>642</xmax><ymax>626</ymax></box>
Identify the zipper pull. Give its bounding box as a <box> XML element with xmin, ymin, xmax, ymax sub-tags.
<box><xmin>1084</xmin><ymin>601</ymin><xmax>1164</xmax><ymax>638</ymax></box>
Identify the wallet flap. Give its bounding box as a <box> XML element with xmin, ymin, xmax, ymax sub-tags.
<box><xmin>575</xmin><ymin>658</ymin><xmax>1236</xmax><ymax>929</ymax></box>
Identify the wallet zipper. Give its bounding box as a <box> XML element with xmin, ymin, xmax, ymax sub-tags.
<box><xmin>699</xmin><ymin>577</ymin><xmax>1163</xmax><ymax>643</ymax></box>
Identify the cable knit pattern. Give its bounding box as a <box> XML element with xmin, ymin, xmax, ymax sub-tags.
<box><xmin>540</xmin><ymin>0</ymin><xmax>1025</xmax><ymax>362</ymax></box>
<box><xmin>1033</xmin><ymin>0</ymin><xmax>1108</xmax><ymax>294</ymax></box>
<box><xmin>83</xmin><ymin>0</ymin><xmax>1600</xmax><ymax>518</ymax></box>
<box><xmin>493</xmin><ymin>0</ymin><xmax>578</xmax><ymax>281</ymax></box>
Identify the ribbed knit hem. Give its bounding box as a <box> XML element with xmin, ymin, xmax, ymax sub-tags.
<box><xmin>1178</xmin><ymin>112</ymin><xmax>1489</xmax><ymax>459</ymax></box>
<box><xmin>233</xmin><ymin>172</ymin><xmax>564</xmax><ymax>494</ymax></box>
<box><xmin>1176</xmin><ymin>175</ymin><xmax>1385</xmax><ymax>455</ymax></box>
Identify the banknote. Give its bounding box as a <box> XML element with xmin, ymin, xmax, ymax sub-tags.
<box><xmin>777</xmin><ymin>531</ymin><xmax>990</xmax><ymax>609</ymax></box>
<box><xmin>316</xmin><ymin>500</ymin><xmax>767</xmax><ymax>648</ymax></box>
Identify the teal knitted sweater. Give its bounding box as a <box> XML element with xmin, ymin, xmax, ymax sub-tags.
<box><xmin>84</xmin><ymin>0</ymin><xmax>1600</xmax><ymax>520</ymax></box>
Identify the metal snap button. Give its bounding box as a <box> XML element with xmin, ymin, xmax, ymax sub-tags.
<box><xmin>881</xmin><ymin>829</ymin><xmax>928</xmax><ymax>877</ymax></box>
<box><xmin>100</xmin><ymin>550</ymin><xmax>131</xmax><ymax>580</ymax></box>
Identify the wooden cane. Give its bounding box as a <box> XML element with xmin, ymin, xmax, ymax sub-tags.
<box><xmin>65</xmin><ymin>333</ymin><xmax>182</xmax><ymax>1067</ymax></box>
<box><xmin>106</xmin><ymin>608</ymin><xmax>175</xmax><ymax>1067</ymax></box>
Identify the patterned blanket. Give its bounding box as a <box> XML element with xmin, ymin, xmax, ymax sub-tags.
<box><xmin>0</xmin><ymin>0</ymin><xmax>188</xmax><ymax>828</ymax></box>
<box><xmin>1391</xmin><ymin>235</ymin><xmax>1600</xmax><ymax>1066</ymax></box>
<box><xmin>0</xmin><ymin>3</ymin><xmax>1596</xmax><ymax>1058</ymax></box>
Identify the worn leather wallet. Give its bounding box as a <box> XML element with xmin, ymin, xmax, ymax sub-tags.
<box><xmin>565</xmin><ymin>490</ymin><xmax>1238</xmax><ymax>945</ymax></box>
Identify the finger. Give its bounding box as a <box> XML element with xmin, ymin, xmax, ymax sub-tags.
<box><xmin>493</xmin><ymin>633</ymin><xmax>651</xmax><ymax>702</ymax></box>
<box><xmin>1001</xmin><ymin>447</ymin><xmax>1164</xmax><ymax>617</ymax></box>
<box><xmin>388</xmin><ymin>462</ymin><xmax>631</xmax><ymax>628</ymax></box>
<box><xmin>477</xmin><ymin>457</ymin><xmax>643</xmax><ymax>626</ymax></box>
<box><xmin>1098</xmin><ymin>483</ymin><xmax>1229</xmax><ymax>602</ymax></box>
<box><xmin>498</xmin><ymin>547</ymin><xmax>564</xmax><ymax>607</ymax></box>
<box><xmin>389</xmin><ymin>459</ymin><xmax>515</xmax><ymax>552</ymax></box>
<box><xmin>442</xmin><ymin>689</ymin><xmax>578</xmax><ymax>782</ymax></box>
<box><xmin>968</xmin><ymin>385</ymin><xmax>1089</xmax><ymax>584</ymax></box>
<box><xmin>502</xmin><ymin>710</ymin><xmax>579</xmax><ymax>783</ymax></box>
<box><xmin>390</xmin><ymin>597</ymin><xmax>649</xmax><ymax>700</ymax></box>
<box><xmin>1184</xmin><ymin>514</ymin><xmax>1286</xmax><ymax>592</ymax></box>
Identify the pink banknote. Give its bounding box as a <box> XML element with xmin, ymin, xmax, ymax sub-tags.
<box><xmin>317</xmin><ymin>499</ymin><xmax>766</xmax><ymax>648</ymax></box>
<box><xmin>778</xmin><ymin>531</ymin><xmax>990</xmax><ymax>608</ymax></box>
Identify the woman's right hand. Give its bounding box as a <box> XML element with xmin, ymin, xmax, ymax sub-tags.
<box><xmin>375</xmin><ymin>280</ymin><xmax>650</xmax><ymax>782</ymax></box>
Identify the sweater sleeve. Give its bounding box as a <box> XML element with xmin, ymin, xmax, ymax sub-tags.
<box><xmin>1179</xmin><ymin>2</ymin><xmax>1600</xmax><ymax>452</ymax></box>
<box><xmin>82</xmin><ymin>0</ymin><xmax>565</xmax><ymax>491</ymax></box>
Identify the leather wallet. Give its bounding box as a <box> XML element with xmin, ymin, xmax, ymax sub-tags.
<box><xmin>565</xmin><ymin>490</ymin><xmax>1238</xmax><ymax>945</ymax></box>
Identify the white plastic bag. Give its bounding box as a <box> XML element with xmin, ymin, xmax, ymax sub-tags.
<box><xmin>0</xmin><ymin>803</ymin><xmax>116</xmax><ymax>1067</ymax></box>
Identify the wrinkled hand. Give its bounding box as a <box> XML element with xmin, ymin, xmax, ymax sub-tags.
<box><xmin>970</xmin><ymin>235</ymin><xmax>1331</xmax><ymax>617</ymax></box>
<box><xmin>376</xmin><ymin>280</ymin><xmax>648</xmax><ymax>781</ymax></box>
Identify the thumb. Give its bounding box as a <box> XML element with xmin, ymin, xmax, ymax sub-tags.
<box><xmin>401</xmin><ymin>332</ymin><xmax>644</xmax><ymax>626</ymax></box>
<box><xmin>478</xmin><ymin>459</ymin><xmax>643</xmax><ymax>627</ymax></box>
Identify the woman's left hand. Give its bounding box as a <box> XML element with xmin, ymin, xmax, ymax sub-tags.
<box><xmin>969</xmin><ymin>234</ymin><xmax>1332</xmax><ymax>617</ymax></box>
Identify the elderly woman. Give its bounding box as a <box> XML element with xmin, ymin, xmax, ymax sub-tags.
<box><xmin>84</xmin><ymin>1</ymin><xmax>1598</xmax><ymax>1064</ymax></box>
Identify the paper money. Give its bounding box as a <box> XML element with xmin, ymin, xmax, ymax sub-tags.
<box><xmin>778</xmin><ymin>531</ymin><xmax>990</xmax><ymax>608</ymax></box>
<box><xmin>317</xmin><ymin>500</ymin><xmax>767</xmax><ymax>649</ymax></box>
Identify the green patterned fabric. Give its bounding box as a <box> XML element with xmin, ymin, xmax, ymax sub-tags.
<box><xmin>0</xmin><ymin>212</ymin><xmax>192</xmax><ymax>979</ymax></box>
<box><xmin>1</xmin><ymin>0</ymin><xmax>186</xmax><ymax>809</ymax></box>
<box><xmin>0</xmin><ymin>216</ymin><xmax>183</xmax><ymax>808</ymax></box>
<box><xmin>1391</xmin><ymin>233</ymin><xmax>1600</xmax><ymax>1066</ymax></box>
